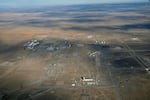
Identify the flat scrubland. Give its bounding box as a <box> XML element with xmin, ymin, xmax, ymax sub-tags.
<box><xmin>0</xmin><ymin>3</ymin><xmax>150</xmax><ymax>100</ymax></box>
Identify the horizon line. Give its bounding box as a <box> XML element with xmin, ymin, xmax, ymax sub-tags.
<box><xmin>0</xmin><ymin>1</ymin><xmax>148</xmax><ymax>9</ymax></box>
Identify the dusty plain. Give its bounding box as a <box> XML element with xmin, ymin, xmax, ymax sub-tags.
<box><xmin>0</xmin><ymin>3</ymin><xmax>150</xmax><ymax>100</ymax></box>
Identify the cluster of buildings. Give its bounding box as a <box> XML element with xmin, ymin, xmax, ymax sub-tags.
<box><xmin>23</xmin><ymin>40</ymin><xmax>72</xmax><ymax>51</ymax></box>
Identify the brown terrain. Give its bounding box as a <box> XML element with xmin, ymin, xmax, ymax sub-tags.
<box><xmin>0</xmin><ymin>3</ymin><xmax>150</xmax><ymax>100</ymax></box>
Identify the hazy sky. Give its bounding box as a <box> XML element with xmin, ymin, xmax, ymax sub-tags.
<box><xmin>0</xmin><ymin>0</ymin><xmax>148</xmax><ymax>7</ymax></box>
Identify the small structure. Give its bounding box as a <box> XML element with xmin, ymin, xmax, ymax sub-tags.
<box><xmin>72</xmin><ymin>84</ymin><xmax>76</xmax><ymax>87</ymax></box>
<box><xmin>95</xmin><ymin>40</ymin><xmax>106</xmax><ymax>45</ymax></box>
<box><xmin>81</xmin><ymin>77</ymin><xmax>96</xmax><ymax>86</ymax></box>
<box><xmin>24</xmin><ymin>40</ymin><xmax>40</xmax><ymax>50</ymax></box>
<box><xmin>46</xmin><ymin>46</ymin><xmax>55</xmax><ymax>51</ymax></box>
<box><xmin>55</xmin><ymin>40</ymin><xmax>71</xmax><ymax>50</ymax></box>
<box><xmin>81</xmin><ymin>77</ymin><xmax>94</xmax><ymax>82</ymax></box>
<box><xmin>131</xmin><ymin>37</ymin><xmax>140</xmax><ymax>41</ymax></box>
<box><xmin>88</xmin><ymin>51</ymin><xmax>97</xmax><ymax>57</ymax></box>
<box><xmin>87</xmin><ymin>35</ymin><xmax>93</xmax><ymax>39</ymax></box>
<box><xmin>145</xmin><ymin>68</ymin><xmax>150</xmax><ymax>73</ymax></box>
<box><xmin>77</xmin><ymin>44</ymin><xmax>84</xmax><ymax>47</ymax></box>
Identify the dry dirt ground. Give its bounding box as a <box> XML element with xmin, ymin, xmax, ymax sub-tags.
<box><xmin>0</xmin><ymin>3</ymin><xmax>150</xmax><ymax>100</ymax></box>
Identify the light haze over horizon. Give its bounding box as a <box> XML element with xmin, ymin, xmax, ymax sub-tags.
<box><xmin>0</xmin><ymin>0</ymin><xmax>148</xmax><ymax>8</ymax></box>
